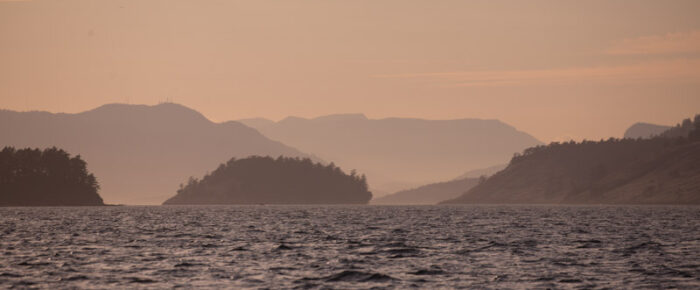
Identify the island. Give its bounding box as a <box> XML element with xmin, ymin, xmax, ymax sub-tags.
<box><xmin>163</xmin><ymin>156</ymin><xmax>372</xmax><ymax>204</ymax></box>
<box><xmin>0</xmin><ymin>147</ymin><xmax>104</xmax><ymax>206</ymax></box>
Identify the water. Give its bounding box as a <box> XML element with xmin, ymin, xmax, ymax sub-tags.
<box><xmin>0</xmin><ymin>205</ymin><xmax>698</xmax><ymax>289</ymax></box>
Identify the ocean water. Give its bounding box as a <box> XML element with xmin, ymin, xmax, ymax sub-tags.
<box><xmin>0</xmin><ymin>205</ymin><xmax>698</xmax><ymax>289</ymax></box>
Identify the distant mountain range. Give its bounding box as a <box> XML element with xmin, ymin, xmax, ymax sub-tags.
<box><xmin>0</xmin><ymin>103</ymin><xmax>311</xmax><ymax>205</ymax></box>
<box><xmin>372</xmin><ymin>163</ymin><xmax>505</xmax><ymax>205</ymax></box>
<box><xmin>239</xmin><ymin>114</ymin><xmax>541</xmax><ymax>195</ymax></box>
<box><xmin>453</xmin><ymin>164</ymin><xmax>507</xmax><ymax>180</ymax></box>
<box><xmin>372</xmin><ymin>177</ymin><xmax>481</xmax><ymax>205</ymax></box>
<box><xmin>624</xmin><ymin>123</ymin><xmax>671</xmax><ymax>139</ymax></box>
<box><xmin>443</xmin><ymin>115</ymin><xmax>700</xmax><ymax>205</ymax></box>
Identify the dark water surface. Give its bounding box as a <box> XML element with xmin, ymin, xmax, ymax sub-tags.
<box><xmin>1</xmin><ymin>205</ymin><xmax>699</xmax><ymax>289</ymax></box>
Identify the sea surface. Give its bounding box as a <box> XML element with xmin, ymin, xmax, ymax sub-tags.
<box><xmin>0</xmin><ymin>205</ymin><xmax>699</xmax><ymax>289</ymax></box>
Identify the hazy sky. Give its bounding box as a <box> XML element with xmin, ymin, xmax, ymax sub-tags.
<box><xmin>1</xmin><ymin>0</ymin><xmax>699</xmax><ymax>142</ymax></box>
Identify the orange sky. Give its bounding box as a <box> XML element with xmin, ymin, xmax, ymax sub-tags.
<box><xmin>1</xmin><ymin>0</ymin><xmax>699</xmax><ymax>142</ymax></box>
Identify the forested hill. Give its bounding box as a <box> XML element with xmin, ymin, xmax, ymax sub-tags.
<box><xmin>163</xmin><ymin>156</ymin><xmax>372</xmax><ymax>205</ymax></box>
<box><xmin>0</xmin><ymin>147</ymin><xmax>104</xmax><ymax>206</ymax></box>
<box><xmin>442</xmin><ymin>115</ymin><xmax>700</xmax><ymax>205</ymax></box>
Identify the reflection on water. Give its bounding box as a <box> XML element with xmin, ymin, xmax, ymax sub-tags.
<box><xmin>0</xmin><ymin>205</ymin><xmax>698</xmax><ymax>288</ymax></box>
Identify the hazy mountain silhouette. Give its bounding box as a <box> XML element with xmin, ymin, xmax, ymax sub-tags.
<box><xmin>453</xmin><ymin>164</ymin><xmax>507</xmax><ymax>180</ymax></box>
<box><xmin>0</xmin><ymin>103</ymin><xmax>312</xmax><ymax>205</ymax></box>
<box><xmin>442</xmin><ymin>115</ymin><xmax>700</xmax><ymax>205</ymax></box>
<box><xmin>624</xmin><ymin>122</ymin><xmax>671</xmax><ymax>139</ymax></box>
<box><xmin>163</xmin><ymin>156</ymin><xmax>371</xmax><ymax>204</ymax></box>
<box><xmin>372</xmin><ymin>177</ymin><xmax>481</xmax><ymax>205</ymax></box>
<box><xmin>373</xmin><ymin>163</ymin><xmax>504</xmax><ymax>204</ymax></box>
<box><xmin>0</xmin><ymin>147</ymin><xmax>104</xmax><ymax>206</ymax></box>
<box><xmin>238</xmin><ymin>114</ymin><xmax>541</xmax><ymax>195</ymax></box>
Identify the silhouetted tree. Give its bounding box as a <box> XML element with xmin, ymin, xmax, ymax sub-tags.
<box><xmin>0</xmin><ymin>147</ymin><xmax>104</xmax><ymax>206</ymax></box>
<box><xmin>164</xmin><ymin>156</ymin><xmax>372</xmax><ymax>204</ymax></box>
<box><xmin>691</xmin><ymin>114</ymin><xmax>700</xmax><ymax>141</ymax></box>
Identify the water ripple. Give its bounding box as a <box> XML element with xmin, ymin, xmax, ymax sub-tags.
<box><xmin>0</xmin><ymin>205</ymin><xmax>698</xmax><ymax>288</ymax></box>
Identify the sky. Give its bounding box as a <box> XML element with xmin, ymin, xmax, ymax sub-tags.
<box><xmin>1</xmin><ymin>0</ymin><xmax>699</xmax><ymax>142</ymax></box>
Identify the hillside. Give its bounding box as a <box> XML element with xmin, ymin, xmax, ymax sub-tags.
<box><xmin>0</xmin><ymin>103</ymin><xmax>311</xmax><ymax>205</ymax></box>
<box><xmin>372</xmin><ymin>177</ymin><xmax>481</xmax><ymax>205</ymax></box>
<box><xmin>442</xmin><ymin>115</ymin><xmax>700</xmax><ymax>205</ymax></box>
<box><xmin>164</xmin><ymin>156</ymin><xmax>371</xmax><ymax>204</ymax></box>
<box><xmin>239</xmin><ymin>114</ymin><xmax>541</xmax><ymax>194</ymax></box>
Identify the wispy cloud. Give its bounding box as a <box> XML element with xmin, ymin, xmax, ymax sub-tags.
<box><xmin>374</xmin><ymin>59</ymin><xmax>700</xmax><ymax>87</ymax></box>
<box><xmin>606</xmin><ymin>30</ymin><xmax>700</xmax><ymax>56</ymax></box>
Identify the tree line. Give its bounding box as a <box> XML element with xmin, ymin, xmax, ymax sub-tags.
<box><xmin>511</xmin><ymin>114</ymin><xmax>700</xmax><ymax>164</ymax></box>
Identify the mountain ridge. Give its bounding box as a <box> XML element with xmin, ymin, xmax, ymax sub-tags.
<box><xmin>372</xmin><ymin>177</ymin><xmax>481</xmax><ymax>205</ymax></box>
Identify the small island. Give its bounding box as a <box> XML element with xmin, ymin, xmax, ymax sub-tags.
<box><xmin>163</xmin><ymin>156</ymin><xmax>372</xmax><ymax>205</ymax></box>
<box><xmin>0</xmin><ymin>147</ymin><xmax>104</xmax><ymax>206</ymax></box>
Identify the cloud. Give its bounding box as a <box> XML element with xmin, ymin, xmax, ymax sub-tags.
<box><xmin>374</xmin><ymin>59</ymin><xmax>700</xmax><ymax>87</ymax></box>
<box><xmin>606</xmin><ymin>30</ymin><xmax>700</xmax><ymax>56</ymax></box>
<box><xmin>375</xmin><ymin>31</ymin><xmax>700</xmax><ymax>88</ymax></box>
